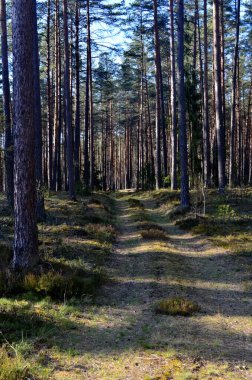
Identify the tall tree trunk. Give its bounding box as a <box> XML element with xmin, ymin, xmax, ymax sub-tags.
<box><xmin>169</xmin><ymin>0</ymin><xmax>177</xmax><ymax>190</ymax></box>
<box><xmin>47</xmin><ymin>0</ymin><xmax>53</xmax><ymax>190</ymax></box>
<box><xmin>84</xmin><ymin>0</ymin><xmax>91</xmax><ymax>189</ymax></box>
<box><xmin>177</xmin><ymin>0</ymin><xmax>190</xmax><ymax>207</ymax></box>
<box><xmin>33</xmin><ymin>1</ymin><xmax>45</xmax><ymax>221</ymax></box>
<box><xmin>203</xmin><ymin>0</ymin><xmax>211</xmax><ymax>187</ymax></box>
<box><xmin>213</xmin><ymin>0</ymin><xmax>225</xmax><ymax>192</ymax></box>
<box><xmin>153</xmin><ymin>0</ymin><xmax>162</xmax><ymax>189</ymax></box>
<box><xmin>74</xmin><ymin>0</ymin><xmax>81</xmax><ymax>184</ymax></box>
<box><xmin>229</xmin><ymin>0</ymin><xmax>240</xmax><ymax>187</ymax></box>
<box><xmin>12</xmin><ymin>0</ymin><xmax>38</xmax><ymax>269</ymax></box>
<box><xmin>0</xmin><ymin>0</ymin><xmax>14</xmax><ymax>207</ymax></box>
<box><xmin>63</xmin><ymin>0</ymin><xmax>75</xmax><ymax>200</ymax></box>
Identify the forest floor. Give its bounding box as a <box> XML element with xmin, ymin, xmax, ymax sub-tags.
<box><xmin>0</xmin><ymin>189</ymin><xmax>252</xmax><ymax>379</ymax></box>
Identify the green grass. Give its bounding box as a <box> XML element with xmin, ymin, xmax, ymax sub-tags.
<box><xmin>155</xmin><ymin>297</ymin><xmax>200</xmax><ymax>316</ymax></box>
<box><xmin>0</xmin><ymin>191</ymin><xmax>116</xmax><ymax>378</ymax></box>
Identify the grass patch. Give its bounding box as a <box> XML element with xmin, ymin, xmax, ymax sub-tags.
<box><xmin>0</xmin><ymin>191</ymin><xmax>116</xmax><ymax>376</ymax></box>
<box><xmin>155</xmin><ymin>297</ymin><xmax>200</xmax><ymax>316</ymax></box>
<box><xmin>141</xmin><ymin>228</ymin><xmax>168</xmax><ymax>241</ymax></box>
<box><xmin>128</xmin><ymin>198</ymin><xmax>144</xmax><ymax>209</ymax></box>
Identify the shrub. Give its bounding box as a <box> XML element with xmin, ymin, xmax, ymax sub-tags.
<box><xmin>217</xmin><ymin>204</ymin><xmax>237</xmax><ymax>219</ymax></box>
<box><xmin>155</xmin><ymin>297</ymin><xmax>200</xmax><ymax>316</ymax></box>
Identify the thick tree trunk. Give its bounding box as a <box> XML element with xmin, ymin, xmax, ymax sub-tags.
<box><xmin>63</xmin><ymin>0</ymin><xmax>76</xmax><ymax>200</ymax></box>
<box><xmin>47</xmin><ymin>0</ymin><xmax>53</xmax><ymax>190</ymax></box>
<box><xmin>74</xmin><ymin>0</ymin><xmax>81</xmax><ymax>184</ymax></box>
<box><xmin>153</xmin><ymin>0</ymin><xmax>162</xmax><ymax>189</ymax></box>
<box><xmin>213</xmin><ymin>0</ymin><xmax>225</xmax><ymax>192</ymax></box>
<box><xmin>0</xmin><ymin>0</ymin><xmax>14</xmax><ymax>207</ymax></box>
<box><xmin>177</xmin><ymin>0</ymin><xmax>190</xmax><ymax>207</ymax></box>
<box><xmin>12</xmin><ymin>0</ymin><xmax>39</xmax><ymax>269</ymax></box>
<box><xmin>203</xmin><ymin>0</ymin><xmax>211</xmax><ymax>187</ymax></box>
<box><xmin>169</xmin><ymin>0</ymin><xmax>177</xmax><ymax>190</ymax></box>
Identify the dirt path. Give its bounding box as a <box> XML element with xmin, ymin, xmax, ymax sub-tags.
<box><xmin>54</xmin><ymin>195</ymin><xmax>252</xmax><ymax>380</ymax></box>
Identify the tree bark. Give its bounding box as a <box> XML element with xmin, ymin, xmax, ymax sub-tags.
<box><xmin>177</xmin><ymin>0</ymin><xmax>190</xmax><ymax>207</ymax></box>
<box><xmin>202</xmin><ymin>0</ymin><xmax>211</xmax><ymax>187</ymax></box>
<box><xmin>169</xmin><ymin>0</ymin><xmax>177</xmax><ymax>190</ymax></box>
<box><xmin>153</xmin><ymin>0</ymin><xmax>162</xmax><ymax>189</ymax></box>
<box><xmin>0</xmin><ymin>0</ymin><xmax>14</xmax><ymax>207</ymax></box>
<box><xmin>74</xmin><ymin>0</ymin><xmax>81</xmax><ymax>184</ymax></box>
<box><xmin>12</xmin><ymin>0</ymin><xmax>39</xmax><ymax>270</ymax></box>
<box><xmin>63</xmin><ymin>0</ymin><xmax>76</xmax><ymax>200</ymax></box>
<box><xmin>33</xmin><ymin>1</ymin><xmax>45</xmax><ymax>221</ymax></box>
<box><xmin>229</xmin><ymin>0</ymin><xmax>240</xmax><ymax>187</ymax></box>
<box><xmin>213</xmin><ymin>0</ymin><xmax>225</xmax><ymax>192</ymax></box>
<box><xmin>84</xmin><ymin>0</ymin><xmax>91</xmax><ymax>190</ymax></box>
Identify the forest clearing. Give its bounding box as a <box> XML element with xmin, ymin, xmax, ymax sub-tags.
<box><xmin>0</xmin><ymin>0</ymin><xmax>252</xmax><ymax>379</ymax></box>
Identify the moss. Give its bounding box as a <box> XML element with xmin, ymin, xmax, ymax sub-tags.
<box><xmin>155</xmin><ymin>297</ymin><xmax>200</xmax><ymax>316</ymax></box>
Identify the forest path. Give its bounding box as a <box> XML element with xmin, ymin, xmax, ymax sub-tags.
<box><xmin>53</xmin><ymin>193</ymin><xmax>252</xmax><ymax>380</ymax></box>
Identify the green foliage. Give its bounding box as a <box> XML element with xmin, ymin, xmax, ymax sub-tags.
<box><xmin>216</xmin><ymin>204</ymin><xmax>237</xmax><ymax>219</ymax></box>
<box><xmin>155</xmin><ymin>298</ymin><xmax>200</xmax><ymax>317</ymax></box>
<box><xmin>0</xmin><ymin>348</ymin><xmax>37</xmax><ymax>380</ymax></box>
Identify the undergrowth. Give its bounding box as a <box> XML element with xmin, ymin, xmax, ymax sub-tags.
<box><xmin>0</xmin><ymin>191</ymin><xmax>116</xmax><ymax>378</ymax></box>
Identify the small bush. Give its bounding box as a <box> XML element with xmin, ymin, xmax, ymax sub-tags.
<box><xmin>141</xmin><ymin>229</ymin><xmax>168</xmax><ymax>240</ymax></box>
<box><xmin>155</xmin><ymin>297</ymin><xmax>200</xmax><ymax>316</ymax></box>
<box><xmin>217</xmin><ymin>204</ymin><xmax>237</xmax><ymax>219</ymax></box>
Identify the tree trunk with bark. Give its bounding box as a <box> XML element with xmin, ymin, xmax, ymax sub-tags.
<box><xmin>63</xmin><ymin>0</ymin><xmax>76</xmax><ymax>200</ymax></box>
<box><xmin>12</xmin><ymin>0</ymin><xmax>39</xmax><ymax>270</ymax></box>
<box><xmin>0</xmin><ymin>0</ymin><xmax>14</xmax><ymax>207</ymax></box>
<box><xmin>177</xmin><ymin>0</ymin><xmax>190</xmax><ymax>207</ymax></box>
<box><xmin>213</xmin><ymin>0</ymin><xmax>226</xmax><ymax>192</ymax></box>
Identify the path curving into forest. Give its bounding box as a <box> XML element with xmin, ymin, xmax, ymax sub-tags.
<box><xmin>54</xmin><ymin>193</ymin><xmax>252</xmax><ymax>380</ymax></box>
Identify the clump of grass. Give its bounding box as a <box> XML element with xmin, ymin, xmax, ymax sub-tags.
<box><xmin>0</xmin><ymin>347</ymin><xmax>38</xmax><ymax>380</ymax></box>
<box><xmin>85</xmin><ymin>223</ymin><xmax>117</xmax><ymax>242</ymax></box>
<box><xmin>138</xmin><ymin>222</ymin><xmax>165</xmax><ymax>232</ymax></box>
<box><xmin>141</xmin><ymin>228</ymin><xmax>168</xmax><ymax>241</ymax></box>
<box><xmin>155</xmin><ymin>297</ymin><xmax>200</xmax><ymax>316</ymax></box>
<box><xmin>0</xmin><ymin>266</ymin><xmax>107</xmax><ymax>301</ymax></box>
<box><xmin>128</xmin><ymin>198</ymin><xmax>144</xmax><ymax>209</ymax></box>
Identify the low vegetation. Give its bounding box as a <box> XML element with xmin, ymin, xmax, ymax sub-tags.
<box><xmin>155</xmin><ymin>297</ymin><xmax>200</xmax><ymax>316</ymax></box>
<box><xmin>0</xmin><ymin>192</ymin><xmax>116</xmax><ymax>379</ymax></box>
